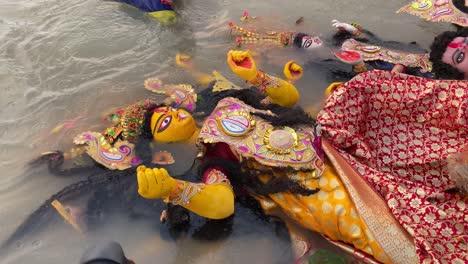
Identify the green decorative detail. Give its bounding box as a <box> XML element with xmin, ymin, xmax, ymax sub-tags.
<box><xmin>308</xmin><ymin>250</ymin><xmax>346</xmax><ymax>264</ymax></box>
<box><xmin>196</xmin><ymin>95</ymin><xmax>205</xmax><ymax>105</ymax></box>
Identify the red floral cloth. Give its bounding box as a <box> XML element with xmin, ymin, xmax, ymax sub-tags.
<box><xmin>318</xmin><ymin>70</ymin><xmax>467</xmax><ymax>263</ymax></box>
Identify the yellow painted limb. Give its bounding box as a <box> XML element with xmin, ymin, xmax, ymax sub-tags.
<box><xmin>147</xmin><ymin>10</ymin><xmax>177</xmax><ymax>26</ymax></box>
<box><xmin>137</xmin><ymin>167</ymin><xmax>176</xmax><ymax>199</ymax></box>
<box><xmin>193</xmin><ymin>71</ymin><xmax>214</xmax><ymax>86</ymax></box>
<box><xmin>325</xmin><ymin>82</ymin><xmax>343</xmax><ymax>98</ymax></box>
<box><xmin>136</xmin><ymin>165</ymin><xmax>234</xmax><ymax>220</ymax></box>
<box><xmin>226</xmin><ymin>49</ymin><xmax>299</xmax><ymax>107</ymax></box>
<box><xmin>226</xmin><ymin>50</ymin><xmax>258</xmax><ymax>81</ymax></box>
<box><xmin>179</xmin><ymin>183</ymin><xmax>235</xmax><ymax>220</ymax></box>
<box><xmin>264</xmin><ymin>78</ymin><xmax>299</xmax><ymax>108</ymax></box>
<box><xmin>175</xmin><ymin>53</ymin><xmax>213</xmax><ymax>85</ymax></box>
<box><xmin>175</xmin><ymin>53</ymin><xmax>193</xmax><ymax>69</ymax></box>
<box><xmin>51</xmin><ymin>200</ymin><xmax>84</xmax><ymax>235</ymax></box>
<box><xmin>283</xmin><ymin>61</ymin><xmax>303</xmax><ymax>82</ymax></box>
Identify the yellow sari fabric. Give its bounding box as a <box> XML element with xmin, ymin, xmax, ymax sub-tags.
<box><xmin>255</xmin><ymin>162</ymin><xmax>390</xmax><ymax>263</ymax></box>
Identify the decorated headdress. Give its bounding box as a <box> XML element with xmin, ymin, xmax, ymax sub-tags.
<box><xmin>73</xmin><ymin>100</ymin><xmax>158</xmax><ymax>170</ymax></box>
<box><xmin>336</xmin><ymin>39</ymin><xmax>433</xmax><ymax>73</ymax></box>
<box><xmin>144</xmin><ymin>78</ymin><xmax>198</xmax><ymax>112</ymax></box>
<box><xmin>228</xmin><ymin>12</ymin><xmax>322</xmax><ymax>49</ymax></box>
<box><xmin>397</xmin><ymin>0</ymin><xmax>468</xmax><ymax>27</ymax></box>
<box><xmin>229</xmin><ymin>21</ymin><xmax>296</xmax><ymax>47</ymax></box>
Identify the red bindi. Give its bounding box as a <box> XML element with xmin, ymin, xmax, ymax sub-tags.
<box><xmin>448</xmin><ymin>42</ymin><xmax>462</xmax><ymax>49</ymax></box>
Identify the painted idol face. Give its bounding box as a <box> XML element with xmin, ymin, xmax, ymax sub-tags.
<box><xmin>150</xmin><ymin>106</ymin><xmax>196</xmax><ymax>142</ymax></box>
<box><xmin>301</xmin><ymin>35</ymin><xmax>323</xmax><ymax>49</ymax></box>
<box><xmin>442</xmin><ymin>37</ymin><xmax>468</xmax><ymax>78</ymax></box>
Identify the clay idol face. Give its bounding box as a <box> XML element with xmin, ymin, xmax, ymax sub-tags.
<box><xmin>442</xmin><ymin>37</ymin><xmax>468</xmax><ymax>76</ymax></box>
<box><xmin>301</xmin><ymin>35</ymin><xmax>323</xmax><ymax>49</ymax></box>
<box><xmin>150</xmin><ymin>107</ymin><xmax>196</xmax><ymax>143</ymax></box>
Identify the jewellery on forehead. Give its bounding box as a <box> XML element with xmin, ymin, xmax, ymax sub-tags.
<box><xmin>397</xmin><ymin>0</ymin><xmax>468</xmax><ymax>27</ymax></box>
<box><xmin>121</xmin><ymin>101</ymin><xmax>150</xmax><ymax>140</ymax></box>
<box><xmin>341</xmin><ymin>39</ymin><xmax>433</xmax><ymax>73</ymax></box>
<box><xmin>228</xmin><ymin>22</ymin><xmax>320</xmax><ymax>48</ymax></box>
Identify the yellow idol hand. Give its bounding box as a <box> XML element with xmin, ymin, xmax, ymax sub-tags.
<box><xmin>175</xmin><ymin>53</ymin><xmax>193</xmax><ymax>69</ymax></box>
<box><xmin>137</xmin><ymin>166</ymin><xmax>176</xmax><ymax>199</ymax></box>
<box><xmin>227</xmin><ymin>50</ymin><xmax>258</xmax><ymax>81</ymax></box>
<box><xmin>284</xmin><ymin>61</ymin><xmax>303</xmax><ymax>81</ymax></box>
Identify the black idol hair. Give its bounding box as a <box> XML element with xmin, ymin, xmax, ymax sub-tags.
<box><xmin>197</xmin><ymin>87</ymin><xmax>316</xmax><ymax>127</ymax></box>
<box><xmin>453</xmin><ymin>0</ymin><xmax>468</xmax><ymax>14</ymax></box>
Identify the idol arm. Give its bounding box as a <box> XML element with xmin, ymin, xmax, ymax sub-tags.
<box><xmin>226</xmin><ymin>50</ymin><xmax>299</xmax><ymax>107</ymax></box>
<box><xmin>249</xmin><ymin>71</ymin><xmax>300</xmax><ymax>108</ymax></box>
<box><xmin>175</xmin><ymin>54</ymin><xmax>214</xmax><ymax>86</ymax></box>
<box><xmin>165</xmin><ymin>179</ymin><xmax>235</xmax><ymax>220</ymax></box>
<box><xmin>137</xmin><ymin>166</ymin><xmax>235</xmax><ymax>220</ymax></box>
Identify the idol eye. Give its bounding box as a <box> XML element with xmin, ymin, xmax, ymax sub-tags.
<box><xmin>303</xmin><ymin>39</ymin><xmax>313</xmax><ymax>48</ymax></box>
<box><xmin>456</xmin><ymin>52</ymin><xmax>465</xmax><ymax>64</ymax></box>
<box><xmin>157</xmin><ymin>116</ymin><xmax>172</xmax><ymax>133</ymax></box>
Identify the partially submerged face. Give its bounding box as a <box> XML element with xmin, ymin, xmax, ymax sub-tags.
<box><xmin>150</xmin><ymin>107</ymin><xmax>196</xmax><ymax>143</ymax></box>
<box><xmin>442</xmin><ymin>36</ymin><xmax>468</xmax><ymax>77</ymax></box>
<box><xmin>300</xmin><ymin>35</ymin><xmax>323</xmax><ymax>49</ymax></box>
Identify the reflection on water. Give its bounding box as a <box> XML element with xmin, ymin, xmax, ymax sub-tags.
<box><xmin>0</xmin><ymin>0</ymin><xmax>451</xmax><ymax>263</ymax></box>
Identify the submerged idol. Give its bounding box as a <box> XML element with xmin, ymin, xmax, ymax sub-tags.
<box><xmin>34</xmin><ymin>51</ymin><xmax>302</xmax><ymax>173</ymax></box>
<box><xmin>136</xmin><ymin>51</ymin><xmax>467</xmax><ymax>264</ymax></box>
<box><xmin>7</xmin><ymin>51</ymin><xmax>467</xmax><ymax>264</ymax></box>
